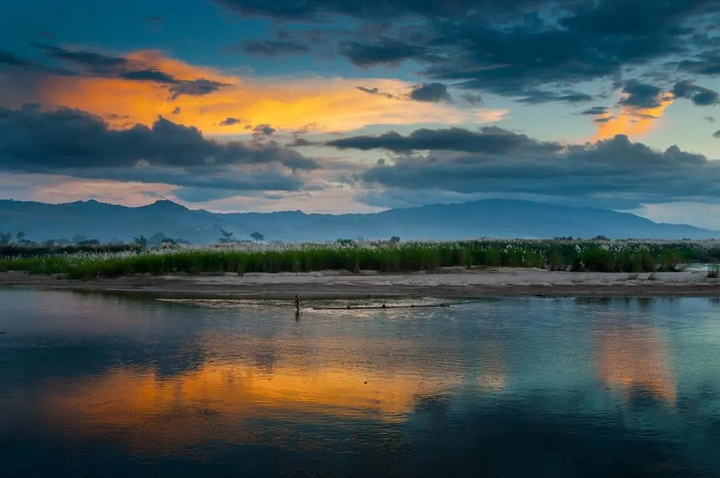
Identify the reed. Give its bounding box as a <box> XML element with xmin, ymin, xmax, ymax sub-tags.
<box><xmin>1</xmin><ymin>239</ymin><xmax>719</xmax><ymax>278</ymax></box>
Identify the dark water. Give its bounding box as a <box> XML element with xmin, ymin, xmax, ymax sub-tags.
<box><xmin>2</xmin><ymin>290</ymin><xmax>720</xmax><ymax>477</ymax></box>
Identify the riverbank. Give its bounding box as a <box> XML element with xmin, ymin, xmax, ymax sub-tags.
<box><xmin>2</xmin><ymin>268</ymin><xmax>719</xmax><ymax>299</ymax></box>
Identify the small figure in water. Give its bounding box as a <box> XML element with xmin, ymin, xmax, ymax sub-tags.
<box><xmin>294</xmin><ymin>294</ymin><xmax>301</xmax><ymax>319</ymax></box>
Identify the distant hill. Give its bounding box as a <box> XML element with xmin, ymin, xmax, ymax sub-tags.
<box><xmin>0</xmin><ymin>198</ymin><xmax>716</xmax><ymax>243</ymax></box>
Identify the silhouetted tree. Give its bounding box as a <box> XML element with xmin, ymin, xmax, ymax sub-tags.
<box><xmin>0</xmin><ymin>232</ymin><xmax>12</xmax><ymax>246</ymax></box>
<box><xmin>250</xmin><ymin>231</ymin><xmax>264</xmax><ymax>243</ymax></box>
<box><xmin>16</xmin><ymin>231</ymin><xmax>25</xmax><ymax>242</ymax></box>
<box><xmin>72</xmin><ymin>234</ymin><xmax>87</xmax><ymax>243</ymax></box>
<box><xmin>390</xmin><ymin>235</ymin><xmax>401</xmax><ymax>244</ymax></box>
<box><xmin>219</xmin><ymin>229</ymin><xmax>235</xmax><ymax>243</ymax></box>
<box><xmin>134</xmin><ymin>235</ymin><xmax>148</xmax><ymax>247</ymax></box>
<box><xmin>149</xmin><ymin>232</ymin><xmax>166</xmax><ymax>246</ymax></box>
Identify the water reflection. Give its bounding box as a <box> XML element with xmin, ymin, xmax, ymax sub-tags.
<box><xmin>2</xmin><ymin>292</ymin><xmax>720</xmax><ymax>477</ymax></box>
<box><xmin>596</xmin><ymin>325</ymin><xmax>676</xmax><ymax>404</ymax></box>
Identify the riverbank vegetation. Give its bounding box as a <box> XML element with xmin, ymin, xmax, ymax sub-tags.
<box><xmin>1</xmin><ymin>239</ymin><xmax>719</xmax><ymax>279</ymax></box>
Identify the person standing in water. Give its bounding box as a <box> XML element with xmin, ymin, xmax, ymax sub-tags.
<box><xmin>294</xmin><ymin>295</ymin><xmax>301</xmax><ymax>319</ymax></box>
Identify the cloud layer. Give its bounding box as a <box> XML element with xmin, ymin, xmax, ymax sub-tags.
<box><xmin>0</xmin><ymin>105</ymin><xmax>313</xmax><ymax>202</ymax></box>
<box><xmin>221</xmin><ymin>0</ymin><xmax>720</xmax><ymax>103</ymax></box>
<box><xmin>325</xmin><ymin>127</ymin><xmax>720</xmax><ymax>207</ymax></box>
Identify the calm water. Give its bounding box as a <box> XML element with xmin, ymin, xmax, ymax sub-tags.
<box><xmin>2</xmin><ymin>290</ymin><xmax>720</xmax><ymax>477</ymax></box>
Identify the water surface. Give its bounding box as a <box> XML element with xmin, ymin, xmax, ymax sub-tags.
<box><xmin>2</xmin><ymin>290</ymin><xmax>720</xmax><ymax>477</ymax></box>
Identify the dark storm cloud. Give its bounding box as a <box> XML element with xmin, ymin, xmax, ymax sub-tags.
<box><xmin>213</xmin><ymin>0</ymin><xmax>571</xmax><ymax>21</ymax></box>
<box><xmin>409</xmin><ymin>83</ymin><xmax>451</xmax><ymax>103</ymax></box>
<box><xmin>618</xmin><ymin>81</ymin><xmax>666</xmax><ymax>109</ymax></box>
<box><xmin>360</xmin><ymin>134</ymin><xmax>720</xmax><ymax>206</ymax></box>
<box><xmin>242</xmin><ymin>39</ymin><xmax>310</xmax><ymax>56</ymax></box>
<box><xmin>672</xmin><ymin>80</ymin><xmax>720</xmax><ymax>106</ymax></box>
<box><xmin>252</xmin><ymin>124</ymin><xmax>276</xmax><ymax>136</ymax></box>
<box><xmin>678</xmin><ymin>53</ymin><xmax>720</xmax><ymax>76</ymax></box>
<box><xmin>356</xmin><ymin>86</ymin><xmax>398</xmax><ymax>99</ymax></box>
<box><xmin>217</xmin><ymin>0</ymin><xmax>720</xmax><ymax>103</ymax></box>
<box><xmin>168</xmin><ymin>79</ymin><xmax>227</xmax><ymax>99</ymax></box>
<box><xmin>34</xmin><ymin>44</ymin><xmax>127</xmax><ymax>75</ymax></box>
<box><xmin>0</xmin><ymin>105</ymin><xmax>316</xmax><ymax>199</ymax></box>
<box><xmin>581</xmin><ymin>106</ymin><xmax>610</xmax><ymax>115</ymax></box>
<box><xmin>120</xmin><ymin>69</ymin><xmax>178</xmax><ymax>83</ymax></box>
<box><xmin>219</xmin><ymin>117</ymin><xmax>247</xmax><ymax>126</ymax></box>
<box><xmin>460</xmin><ymin>94</ymin><xmax>483</xmax><ymax>106</ymax></box>
<box><xmin>170</xmin><ymin>171</ymin><xmax>304</xmax><ymax>202</ymax></box>
<box><xmin>2</xmin><ymin>45</ymin><xmax>228</xmax><ymax>99</ymax></box>
<box><xmin>341</xmin><ymin>39</ymin><xmax>425</xmax><ymax>67</ymax></box>
<box><xmin>326</xmin><ymin>127</ymin><xmax>561</xmax><ymax>154</ymax></box>
<box><xmin>516</xmin><ymin>90</ymin><xmax>593</xmax><ymax>104</ymax></box>
<box><xmin>0</xmin><ymin>50</ymin><xmax>75</xmax><ymax>75</ymax></box>
<box><xmin>0</xmin><ymin>105</ymin><xmax>317</xmax><ymax>171</ymax></box>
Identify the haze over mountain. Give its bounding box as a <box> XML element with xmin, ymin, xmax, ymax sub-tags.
<box><xmin>0</xmin><ymin>199</ymin><xmax>715</xmax><ymax>244</ymax></box>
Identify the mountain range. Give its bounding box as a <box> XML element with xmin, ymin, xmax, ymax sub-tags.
<box><xmin>0</xmin><ymin>199</ymin><xmax>716</xmax><ymax>243</ymax></box>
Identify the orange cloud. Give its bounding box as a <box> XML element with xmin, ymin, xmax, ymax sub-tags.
<box><xmin>592</xmin><ymin>96</ymin><xmax>673</xmax><ymax>141</ymax></box>
<box><xmin>32</xmin><ymin>50</ymin><xmax>505</xmax><ymax>135</ymax></box>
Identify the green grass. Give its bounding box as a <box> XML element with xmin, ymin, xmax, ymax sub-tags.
<box><xmin>1</xmin><ymin>239</ymin><xmax>719</xmax><ymax>279</ymax></box>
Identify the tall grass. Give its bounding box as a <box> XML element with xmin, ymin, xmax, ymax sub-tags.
<box><xmin>1</xmin><ymin>239</ymin><xmax>719</xmax><ymax>279</ymax></box>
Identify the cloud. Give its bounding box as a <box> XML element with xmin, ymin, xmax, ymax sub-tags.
<box><xmin>409</xmin><ymin>83</ymin><xmax>452</xmax><ymax>103</ymax></box>
<box><xmin>0</xmin><ymin>105</ymin><xmax>318</xmax><ymax>201</ymax></box>
<box><xmin>242</xmin><ymin>39</ymin><xmax>310</xmax><ymax>56</ymax></box>
<box><xmin>516</xmin><ymin>90</ymin><xmax>593</xmax><ymax>104</ymax></box>
<box><xmin>672</xmin><ymin>80</ymin><xmax>719</xmax><ymax>106</ymax></box>
<box><xmin>618</xmin><ymin>81</ymin><xmax>667</xmax><ymax>109</ymax></box>
<box><xmin>460</xmin><ymin>94</ymin><xmax>483</xmax><ymax>106</ymax></box>
<box><xmin>592</xmin><ymin>81</ymin><xmax>675</xmax><ymax>140</ymax></box>
<box><xmin>34</xmin><ymin>44</ymin><xmax>128</xmax><ymax>75</ymax></box>
<box><xmin>356</xmin><ymin>86</ymin><xmax>399</xmax><ymax>99</ymax></box>
<box><xmin>359</xmin><ymin>133</ymin><xmax>720</xmax><ymax>207</ymax></box>
<box><xmin>341</xmin><ymin>39</ymin><xmax>425</xmax><ymax>67</ymax></box>
<box><xmin>678</xmin><ymin>53</ymin><xmax>720</xmax><ymax>76</ymax></box>
<box><xmin>704</xmin><ymin>116</ymin><xmax>716</xmax><ymax>123</ymax></box>
<box><xmin>0</xmin><ymin>50</ymin><xmax>74</xmax><ymax>75</ymax></box>
<box><xmin>581</xmin><ymin>106</ymin><xmax>610</xmax><ymax>115</ymax></box>
<box><xmin>213</xmin><ymin>0</ymin><xmax>568</xmax><ymax>21</ymax></box>
<box><xmin>252</xmin><ymin>124</ymin><xmax>276</xmax><ymax>136</ymax></box>
<box><xmin>326</xmin><ymin>127</ymin><xmax>561</xmax><ymax>154</ymax></box>
<box><xmin>714</xmin><ymin>130</ymin><xmax>720</xmax><ymax>139</ymax></box>
<box><xmin>219</xmin><ymin>117</ymin><xmax>247</xmax><ymax>126</ymax></box>
<box><xmin>168</xmin><ymin>79</ymin><xmax>227</xmax><ymax>99</ymax></box>
<box><xmin>0</xmin><ymin>107</ymin><xmax>318</xmax><ymax>177</ymax></box>
<box><xmin>14</xmin><ymin>45</ymin><xmax>230</xmax><ymax>102</ymax></box>
<box><xmin>120</xmin><ymin>69</ymin><xmax>178</xmax><ymax>83</ymax></box>
<box><xmin>215</xmin><ymin>0</ymin><xmax>720</xmax><ymax>103</ymax></box>
<box><xmin>1</xmin><ymin>50</ymin><xmax>505</xmax><ymax>133</ymax></box>
<box><xmin>0</xmin><ymin>105</ymin><xmax>316</xmax><ymax>170</ymax></box>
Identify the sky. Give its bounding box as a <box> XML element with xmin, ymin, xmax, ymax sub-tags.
<box><xmin>0</xmin><ymin>0</ymin><xmax>720</xmax><ymax>228</ymax></box>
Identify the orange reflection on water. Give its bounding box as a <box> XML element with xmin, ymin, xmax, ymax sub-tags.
<box><xmin>42</xmin><ymin>361</ymin><xmax>454</xmax><ymax>454</ymax></box>
<box><xmin>596</xmin><ymin>325</ymin><xmax>676</xmax><ymax>404</ymax></box>
<box><xmin>476</xmin><ymin>339</ymin><xmax>506</xmax><ymax>390</ymax></box>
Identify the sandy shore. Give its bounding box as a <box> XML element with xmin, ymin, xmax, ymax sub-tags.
<box><xmin>2</xmin><ymin>268</ymin><xmax>720</xmax><ymax>299</ymax></box>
